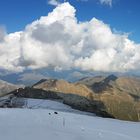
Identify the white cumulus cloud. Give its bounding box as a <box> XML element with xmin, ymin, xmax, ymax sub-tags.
<box><xmin>99</xmin><ymin>0</ymin><xmax>112</xmax><ymax>6</ymax></box>
<box><xmin>0</xmin><ymin>2</ymin><xmax>140</xmax><ymax>74</ymax></box>
<box><xmin>48</xmin><ymin>0</ymin><xmax>61</xmax><ymax>6</ymax></box>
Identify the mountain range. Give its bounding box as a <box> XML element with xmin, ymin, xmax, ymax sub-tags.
<box><xmin>0</xmin><ymin>75</ymin><xmax>140</xmax><ymax>121</ymax></box>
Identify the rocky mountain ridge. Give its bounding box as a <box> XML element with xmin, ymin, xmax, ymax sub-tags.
<box><xmin>0</xmin><ymin>75</ymin><xmax>140</xmax><ymax>121</ymax></box>
<box><xmin>31</xmin><ymin>75</ymin><xmax>140</xmax><ymax>121</ymax></box>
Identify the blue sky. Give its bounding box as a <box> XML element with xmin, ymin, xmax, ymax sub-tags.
<box><xmin>0</xmin><ymin>0</ymin><xmax>140</xmax><ymax>43</ymax></box>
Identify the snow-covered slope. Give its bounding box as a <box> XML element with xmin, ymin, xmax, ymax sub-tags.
<box><xmin>23</xmin><ymin>98</ymin><xmax>94</xmax><ymax>115</ymax></box>
<box><xmin>0</xmin><ymin>108</ymin><xmax>139</xmax><ymax>140</ymax></box>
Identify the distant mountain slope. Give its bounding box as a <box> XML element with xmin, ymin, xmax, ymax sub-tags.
<box><xmin>77</xmin><ymin>75</ymin><xmax>140</xmax><ymax>121</ymax></box>
<box><xmin>115</xmin><ymin>77</ymin><xmax>140</xmax><ymax>97</ymax></box>
<box><xmin>0</xmin><ymin>80</ymin><xmax>22</xmax><ymax>96</ymax></box>
<box><xmin>77</xmin><ymin>75</ymin><xmax>140</xmax><ymax>97</ymax></box>
<box><xmin>78</xmin><ymin>75</ymin><xmax>117</xmax><ymax>93</ymax></box>
<box><xmin>77</xmin><ymin>76</ymin><xmax>105</xmax><ymax>87</ymax></box>
<box><xmin>33</xmin><ymin>79</ymin><xmax>94</xmax><ymax>99</ymax></box>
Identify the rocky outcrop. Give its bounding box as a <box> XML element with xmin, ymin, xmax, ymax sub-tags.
<box><xmin>10</xmin><ymin>87</ymin><xmax>113</xmax><ymax>118</ymax></box>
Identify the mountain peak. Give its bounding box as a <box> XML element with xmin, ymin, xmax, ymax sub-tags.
<box><xmin>0</xmin><ymin>79</ymin><xmax>21</xmax><ymax>97</ymax></box>
<box><xmin>105</xmin><ymin>75</ymin><xmax>118</xmax><ymax>82</ymax></box>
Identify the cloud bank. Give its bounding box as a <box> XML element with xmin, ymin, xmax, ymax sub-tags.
<box><xmin>48</xmin><ymin>0</ymin><xmax>112</xmax><ymax>7</ymax></box>
<box><xmin>0</xmin><ymin>2</ymin><xmax>140</xmax><ymax>73</ymax></box>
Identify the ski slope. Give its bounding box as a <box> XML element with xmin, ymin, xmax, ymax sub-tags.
<box><xmin>0</xmin><ymin>108</ymin><xmax>139</xmax><ymax>140</ymax></box>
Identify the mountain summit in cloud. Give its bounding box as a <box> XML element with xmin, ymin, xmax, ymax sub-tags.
<box><xmin>0</xmin><ymin>2</ymin><xmax>140</xmax><ymax>74</ymax></box>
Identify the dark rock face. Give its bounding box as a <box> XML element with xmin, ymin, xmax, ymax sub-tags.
<box><xmin>91</xmin><ymin>75</ymin><xmax>118</xmax><ymax>93</ymax></box>
<box><xmin>11</xmin><ymin>87</ymin><xmax>61</xmax><ymax>100</ymax></box>
<box><xmin>10</xmin><ymin>87</ymin><xmax>114</xmax><ymax>119</ymax></box>
<box><xmin>61</xmin><ymin>93</ymin><xmax>114</xmax><ymax>118</ymax></box>
<box><xmin>32</xmin><ymin>79</ymin><xmax>48</xmax><ymax>87</ymax></box>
